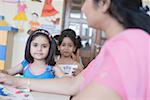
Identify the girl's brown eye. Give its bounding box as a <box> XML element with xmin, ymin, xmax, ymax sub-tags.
<box><xmin>42</xmin><ymin>45</ymin><xmax>48</xmax><ymax>48</ymax></box>
<box><xmin>33</xmin><ymin>43</ymin><xmax>38</xmax><ymax>47</ymax></box>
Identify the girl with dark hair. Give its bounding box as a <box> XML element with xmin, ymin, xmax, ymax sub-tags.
<box><xmin>1</xmin><ymin>29</ymin><xmax>57</xmax><ymax>79</ymax></box>
<box><xmin>54</xmin><ymin>29</ymin><xmax>84</xmax><ymax>77</ymax></box>
<box><xmin>0</xmin><ymin>0</ymin><xmax>149</xmax><ymax>99</ymax></box>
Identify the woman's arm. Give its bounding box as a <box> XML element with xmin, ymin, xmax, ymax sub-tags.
<box><xmin>73</xmin><ymin>81</ymin><xmax>121</xmax><ymax>100</ymax></box>
<box><xmin>30</xmin><ymin>74</ymin><xmax>83</xmax><ymax>95</ymax></box>
<box><xmin>0</xmin><ymin>73</ymin><xmax>83</xmax><ymax>96</ymax></box>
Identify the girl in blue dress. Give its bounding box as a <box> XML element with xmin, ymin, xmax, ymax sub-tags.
<box><xmin>1</xmin><ymin>29</ymin><xmax>57</xmax><ymax>79</ymax></box>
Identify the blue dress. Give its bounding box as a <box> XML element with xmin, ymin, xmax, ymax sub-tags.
<box><xmin>21</xmin><ymin>60</ymin><xmax>55</xmax><ymax>79</ymax></box>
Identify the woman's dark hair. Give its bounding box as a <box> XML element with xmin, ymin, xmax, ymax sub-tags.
<box><xmin>58</xmin><ymin>29</ymin><xmax>77</xmax><ymax>47</ymax></box>
<box><xmin>25</xmin><ymin>29</ymin><xmax>56</xmax><ymax>66</ymax></box>
<box><xmin>93</xmin><ymin>0</ymin><xmax>150</xmax><ymax>34</ymax></box>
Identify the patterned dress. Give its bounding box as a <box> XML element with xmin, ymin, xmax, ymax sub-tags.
<box><xmin>13</xmin><ymin>3</ymin><xmax>27</xmax><ymax>21</ymax></box>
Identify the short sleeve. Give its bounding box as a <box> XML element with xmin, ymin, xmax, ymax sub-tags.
<box><xmin>21</xmin><ymin>59</ymin><xmax>29</xmax><ymax>68</ymax></box>
<box><xmin>93</xmin><ymin>52</ymin><xmax>126</xmax><ymax>98</ymax></box>
<box><xmin>81</xmin><ymin>29</ymin><xmax>149</xmax><ymax>99</ymax></box>
<box><xmin>46</xmin><ymin>65</ymin><xmax>53</xmax><ymax>71</ymax></box>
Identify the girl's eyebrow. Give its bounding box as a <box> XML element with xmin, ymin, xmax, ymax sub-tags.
<box><xmin>31</xmin><ymin>42</ymin><xmax>37</xmax><ymax>44</ymax></box>
<box><xmin>41</xmin><ymin>43</ymin><xmax>49</xmax><ymax>45</ymax></box>
<box><xmin>31</xmin><ymin>42</ymin><xmax>49</xmax><ymax>45</ymax></box>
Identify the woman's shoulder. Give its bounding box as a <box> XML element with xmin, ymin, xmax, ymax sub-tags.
<box><xmin>105</xmin><ymin>28</ymin><xmax>149</xmax><ymax>48</ymax></box>
<box><xmin>101</xmin><ymin>29</ymin><xmax>149</xmax><ymax>66</ymax></box>
<box><xmin>116</xmin><ymin>29</ymin><xmax>148</xmax><ymax>41</ymax></box>
<box><xmin>121</xmin><ymin>28</ymin><xmax>149</xmax><ymax>39</ymax></box>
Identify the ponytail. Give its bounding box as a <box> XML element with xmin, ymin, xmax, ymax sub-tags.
<box><xmin>122</xmin><ymin>6</ymin><xmax>150</xmax><ymax>34</ymax></box>
<box><xmin>107</xmin><ymin>0</ymin><xmax>150</xmax><ymax>34</ymax></box>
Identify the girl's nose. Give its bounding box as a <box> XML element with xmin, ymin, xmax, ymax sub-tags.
<box><xmin>64</xmin><ymin>46</ymin><xmax>69</xmax><ymax>50</ymax></box>
<box><xmin>37</xmin><ymin>46</ymin><xmax>42</xmax><ymax>51</ymax></box>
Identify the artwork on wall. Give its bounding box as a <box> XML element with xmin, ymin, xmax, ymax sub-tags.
<box><xmin>51</xmin><ymin>18</ymin><xmax>60</xmax><ymax>25</ymax></box>
<box><xmin>31</xmin><ymin>0</ymin><xmax>42</xmax><ymax>2</ymax></box>
<box><xmin>0</xmin><ymin>0</ymin><xmax>64</xmax><ymax>35</ymax></box>
<box><xmin>40</xmin><ymin>0</ymin><xmax>62</xmax><ymax>35</ymax></box>
<box><xmin>29</xmin><ymin>12</ymin><xmax>40</xmax><ymax>31</ymax></box>
<box><xmin>41</xmin><ymin>0</ymin><xmax>58</xmax><ymax>17</ymax></box>
<box><xmin>13</xmin><ymin>0</ymin><xmax>28</xmax><ymax>31</ymax></box>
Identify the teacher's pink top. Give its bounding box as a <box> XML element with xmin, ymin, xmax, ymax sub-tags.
<box><xmin>81</xmin><ymin>29</ymin><xmax>150</xmax><ymax>100</ymax></box>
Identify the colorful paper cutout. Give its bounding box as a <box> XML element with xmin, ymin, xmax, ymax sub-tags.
<box><xmin>13</xmin><ymin>0</ymin><xmax>27</xmax><ymax>31</ymax></box>
<box><xmin>41</xmin><ymin>0</ymin><xmax>58</xmax><ymax>17</ymax></box>
<box><xmin>29</xmin><ymin>12</ymin><xmax>40</xmax><ymax>31</ymax></box>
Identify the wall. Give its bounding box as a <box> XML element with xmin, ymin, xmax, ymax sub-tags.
<box><xmin>0</xmin><ymin>0</ymin><xmax>65</xmax><ymax>67</ymax></box>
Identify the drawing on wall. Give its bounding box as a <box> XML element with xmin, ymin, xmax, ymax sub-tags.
<box><xmin>51</xmin><ymin>18</ymin><xmax>60</xmax><ymax>25</ymax></box>
<box><xmin>0</xmin><ymin>0</ymin><xmax>64</xmax><ymax>35</ymax></box>
<box><xmin>41</xmin><ymin>0</ymin><xmax>58</xmax><ymax>17</ymax></box>
<box><xmin>13</xmin><ymin>0</ymin><xmax>27</xmax><ymax>31</ymax></box>
<box><xmin>31</xmin><ymin>0</ymin><xmax>42</xmax><ymax>2</ymax></box>
<box><xmin>40</xmin><ymin>0</ymin><xmax>62</xmax><ymax>35</ymax></box>
<box><xmin>38</xmin><ymin>24</ymin><xmax>61</xmax><ymax>35</ymax></box>
<box><xmin>29</xmin><ymin>12</ymin><xmax>40</xmax><ymax>31</ymax></box>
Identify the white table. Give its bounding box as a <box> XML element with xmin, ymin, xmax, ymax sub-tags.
<box><xmin>0</xmin><ymin>92</ymin><xmax>70</xmax><ymax>100</ymax></box>
<box><xmin>32</xmin><ymin>92</ymin><xmax>70</xmax><ymax>100</ymax></box>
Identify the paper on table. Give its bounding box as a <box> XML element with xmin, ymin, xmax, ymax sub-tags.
<box><xmin>0</xmin><ymin>84</ymin><xmax>34</xmax><ymax>100</ymax></box>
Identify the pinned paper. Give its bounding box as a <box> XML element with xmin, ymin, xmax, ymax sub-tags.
<box><xmin>41</xmin><ymin>0</ymin><xmax>58</xmax><ymax>17</ymax></box>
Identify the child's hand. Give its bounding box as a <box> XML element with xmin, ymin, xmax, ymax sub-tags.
<box><xmin>72</xmin><ymin>63</ymin><xmax>83</xmax><ymax>76</ymax></box>
<box><xmin>53</xmin><ymin>66</ymin><xmax>65</xmax><ymax>78</ymax></box>
<box><xmin>72</xmin><ymin>67</ymin><xmax>82</xmax><ymax>76</ymax></box>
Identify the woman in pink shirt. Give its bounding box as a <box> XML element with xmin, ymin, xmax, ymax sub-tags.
<box><xmin>0</xmin><ymin>0</ymin><xmax>150</xmax><ymax>100</ymax></box>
